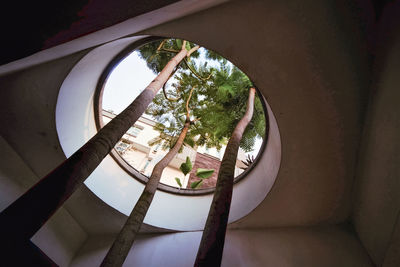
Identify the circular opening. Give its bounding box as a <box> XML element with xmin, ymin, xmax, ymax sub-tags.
<box><xmin>94</xmin><ymin>37</ymin><xmax>269</xmax><ymax>195</ymax></box>
<box><xmin>57</xmin><ymin>35</ymin><xmax>281</xmax><ymax>230</ymax></box>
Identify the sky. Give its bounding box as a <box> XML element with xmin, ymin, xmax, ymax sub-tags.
<box><xmin>103</xmin><ymin>51</ymin><xmax>156</xmax><ymax>115</ymax></box>
<box><xmin>102</xmin><ymin>49</ymin><xmax>263</xmax><ymax>158</ymax></box>
<box><xmin>103</xmin><ymin>48</ymin><xmax>222</xmax><ymax>114</ymax></box>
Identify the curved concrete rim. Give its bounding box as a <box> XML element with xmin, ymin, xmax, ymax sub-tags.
<box><xmin>55</xmin><ymin>35</ymin><xmax>282</xmax><ymax>231</ymax></box>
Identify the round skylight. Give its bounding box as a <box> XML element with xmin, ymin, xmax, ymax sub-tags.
<box><xmin>56</xmin><ymin>35</ymin><xmax>281</xmax><ymax>230</ymax></box>
<box><xmin>97</xmin><ymin>38</ymin><xmax>268</xmax><ymax>193</ymax></box>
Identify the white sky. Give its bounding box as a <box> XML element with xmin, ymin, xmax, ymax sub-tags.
<box><xmin>103</xmin><ymin>51</ymin><xmax>156</xmax><ymax>114</ymax></box>
<box><xmin>102</xmin><ymin>50</ymin><xmax>263</xmax><ymax>157</ymax></box>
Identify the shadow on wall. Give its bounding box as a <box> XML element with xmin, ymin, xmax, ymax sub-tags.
<box><xmin>70</xmin><ymin>225</ymin><xmax>373</xmax><ymax>267</ymax></box>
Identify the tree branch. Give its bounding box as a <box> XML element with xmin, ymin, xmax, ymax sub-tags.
<box><xmin>187</xmin><ymin>45</ymin><xmax>200</xmax><ymax>57</ymax></box>
<box><xmin>162</xmin><ymin>64</ymin><xmax>181</xmax><ymax>102</ymax></box>
<box><xmin>161</xmin><ymin>47</ymin><xmax>180</xmax><ymax>53</ymax></box>
<box><xmin>163</xmin><ymin>84</ymin><xmax>180</xmax><ymax>102</ymax></box>
<box><xmin>183</xmin><ymin>58</ymin><xmax>213</xmax><ymax>81</ymax></box>
<box><xmin>192</xmin><ymin>122</ymin><xmax>208</xmax><ymax>143</ymax></box>
<box><xmin>156</xmin><ymin>39</ymin><xmax>167</xmax><ymax>52</ymax></box>
<box><xmin>185</xmin><ymin>86</ymin><xmax>196</xmax><ymax>120</ymax></box>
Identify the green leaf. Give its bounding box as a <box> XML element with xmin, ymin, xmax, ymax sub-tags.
<box><xmin>185</xmin><ymin>137</ymin><xmax>195</xmax><ymax>148</ymax></box>
<box><xmin>175</xmin><ymin>177</ymin><xmax>182</xmax><ymax>188</ymax></box>
<box><xmin>217</xmin><ymin>84</ymin><xmax>235</xmax><ymax>100</ymax></box>
<box><xmin>175</xmin><ymin>39</ymin><xmax>182</xmax><ymax>49</ymax></box>
<box><xmin>186</xmin><ymin>42</ymin><xmax>191</xmax><ymax>52</ymax></box>
<box><xmin>190</xmin><ymin>180</ymin><xmax>203</xmax><ymax>189</ymax></box>
<box><xmin>179</xmin><ymin>156</ymin><xmax>192</xmax><ymax>175</ymax></box>
<box><xmin>196</xmin><ymin>168</ymin><xmax>214</xmax><ymax>179</ymax></box>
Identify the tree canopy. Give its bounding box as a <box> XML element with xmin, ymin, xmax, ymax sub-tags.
<box><xmin>139</xmin><ymin>38</ymin><xmax>266</xmax><ymax>155</ymax></box>
<box><xmin>138</xmin><ymin>39</ymin><xmax>201</xmax><ymax>74</ymax></box>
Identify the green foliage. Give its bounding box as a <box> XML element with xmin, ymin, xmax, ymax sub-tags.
<box><xmin>196</xmin><ymin>168</ymin><xmax>214</xmax><ymax>179</ymax></box>
<box><xmin>140</xmin><ymin>39</ymin><xmax>266</xmax><ymax>153</ymax></box>
<box><xmin>205</xmin><ymin>49</ymin><xmax>226</xmax><ymax>63</ymax></box>
<box><xmin>175</xmin><ymin>177</ymin><xmax>183</xmax><ymax>188</ymax></box>
<box><xmin>174</xmin><ymin>162</ymin><xmax>214</xmax><ymax>189</ymax></box>
<box><xmin>180</xmin><ymin>156</ymin><xmax>192</xmax><ymax>176</ymax></box>
<box><xmin>190</xmin><ymin>180</ymin><xmax>203</xmax><ymax>189</ymax></box>
<box><xmin>139</xmin><ymin>38</ymin><xmax>267</xmax><ymax>189</ymax></box>
<box><xmin>197</xmin><ymin>65</ymin><xmax>266</xmax><ymax>152</ymax></box>
<box><xmin>141</xmin><ymin>39</ymin><xmax>267</xmax><ymax>153</ymax></box>
<box><xmin>137</xmin><ymin>40</ymin><xmax>171</xmax><ymax>74</ymax></box>
<box><xmin>175</xmin><ymin>39</ymin><xmax>182</xmax><ymax>48</ymax></box>
<box><xmin>190</xmin><ymin>168</ymin><xmax>214</xmax><ymax>189</ymax></box>
<box><xmin>137</xmin><ymin>38</ymin><xmax>199</xmax><ymax>74</ymax></box>
<box><xmin>185</xmin><ymin>42</ymin><xmax>191</xmax><ymax>52</ymax></box>
<box><xmin>145</xmin><ymin>66</ymin><xmax>219</xmax><ymax>151</ymax></box>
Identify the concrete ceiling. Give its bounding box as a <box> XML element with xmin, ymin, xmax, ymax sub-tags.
<box><xmin>141</xmin><ymin>0</ymin><xmax>373</xmax><ymax>228</ymax></box>
<box><xmin>0</xmin><ymin>0</ymin><xmax>386</xmax><ymax>234</ymax></box>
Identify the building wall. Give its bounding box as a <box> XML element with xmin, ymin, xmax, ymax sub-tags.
<box><xmin>121</xmin><ymin>149</ymin><xmax>148</xmax><ymax>172</ymax></box>
<box><xmin>143</xmin><ymin>0</ymin><xmax>371</xmax><ymax>228</ymax></box>
<box><xmin>103</xmin><ymin>111</ymin><xmax>247</xmax><ymax>189</ymax></box>
<box><xmin>1</xmin><ymin>0</ymin><xmax>393</xmax><ymax>265</ymax></box>
<box><xmin>0</xmin><ymin>137</ymin><xmax>88</xmax><ymax>266</ymax></box>
<box><xmin>160</xmin><ymin>166</ymin><xmax>188</xmax><ymax>188</ymax></box>
<box><xmin>188</xmin><ymin>152</ymin><xmax>220</xmax><ymax>189</ymax></box>
<box><xmin>70</xmin><ymin>225</ymin><xmax>373</xmax><ymax>267</ymax></box>
<box><xmin>102</xmin><ymin>111</ymin><xmax>159</xmax><ymax>147</ymax></box>
<box><xmin>352</xmin><ymin>4</ymin><xmax>400</xmax><ymax>266</ymax></box>
<box><xmin>102</xmin><ymin>112</ymin><xmax>196</xmax><ymax>188</ymax></box>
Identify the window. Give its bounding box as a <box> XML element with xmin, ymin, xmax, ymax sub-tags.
<box><xmin>115</xmin><ymin>141</ymin><xmax>130</xmax><ymax>154</ymax></box>
<box><xmin>140</xmin><ymin>159</ymin><xmax>152</xmax><ymax>173</ymax></box>
<box><xmin>152</xmin><ymin>144</ymin><xmax>161</xmax><ymax>153</ymax></box>
<box><xmin>126</xmin><ymin>125</ymin><xmax>143</xmax><ymax>137</ymax></box>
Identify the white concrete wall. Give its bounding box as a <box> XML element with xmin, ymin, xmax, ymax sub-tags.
<box><xmin>160</xmin><ymin>166</ymin><xmax>187</xmax><ymax>188</ymax></box>
<box><xmin>121</xmin><ymin>149</ymin><xmax>148</xmax><ymax>170</ymax></box>
<box><xmin>70</xmin><ymin>225</ymin><xmax>373</xmax><ymax>267</ymax></box>
<box><xmin>0</xmin><ymin>137</ymin><xmax>88</xmax><ymax>266</ymax></box>
<box><xmin>0</xmin><ymin>0</ymin><xmax>385</xmax><ymax>265</ymax></box>
<box><xmin>143</xmin><ymin>0</ymin><xmax>370</xmax><ymax>228</ymax></box>
<box><xmin>352</xmin><ymin>3</ymin><xmax>400</xmax><ymax>266</ymax></box>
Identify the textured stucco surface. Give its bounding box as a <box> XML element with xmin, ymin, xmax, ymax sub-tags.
<box><xmin>352</xmin><ymin>3</ymin><xmax>400</xmax><ymax>265</ymax></box>
<box><xmin>70</xmin><ymin>225</ymin><xmax>373</xmax><ymax>267</ymax></box>
<box><xmin>0</xmin><ymin>137</ymin><xmax>88</xmax><ymax>266</ymax></box>
<box><xmin>143</xmin><ymin>0</ymin><xmax>371</xmax><ymax>227</ymax></box>
<box><xmin>1</xmin><ymin>0</ymin><xmax>399</xmax><ymax>265</ymax></box>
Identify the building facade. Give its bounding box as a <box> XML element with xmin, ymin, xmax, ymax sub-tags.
<box><xmin>103</xmin><ymin>110</ymin><xmax>246</xmax><ymax>189</ymax></box>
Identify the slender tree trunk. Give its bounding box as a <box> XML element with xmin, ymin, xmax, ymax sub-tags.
<box><xmin>194</xmin><ymin>87</ymin><xmax>256</xmax><ymax>267</ymax></box>
<box><xmin>101</xmin><ymin>120</ymin><xmax>190</xmax><ymax>267</ymax></box>
<box><xmin>101</xmin><ymin>86</ymin><xmax>195</xmax><ymax>267</ymax></box>
<box><xmin>0</xmin><ymin>44</ymin><xmax>194</xmax><ymax>246</ymax></box>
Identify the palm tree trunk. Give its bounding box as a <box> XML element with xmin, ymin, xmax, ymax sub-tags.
<box><xmin>100</xmin><ymin>122</ymin><xmax>191</xmax><ymax>267</ymax></box>
<box><xmin>101</xmin><ymin>86</ymin><xmax>195</xmax><ymax>267</ymax></box>
<box><xmin>0</xmin><ymin>43</ymin><xmax>196</xmax><ymax>245</ymax></box>
<box><xmin>194</xmin><ymin>87</ymin><xmax>256</xmax><ymax>267</ymax></box>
